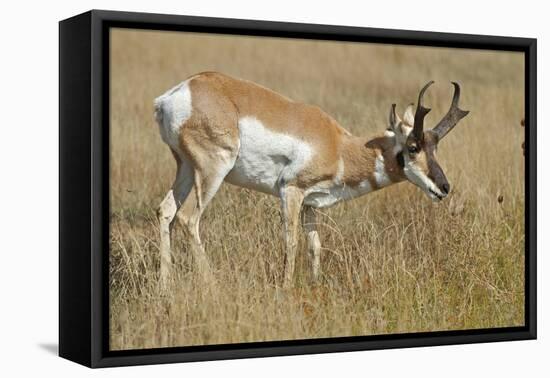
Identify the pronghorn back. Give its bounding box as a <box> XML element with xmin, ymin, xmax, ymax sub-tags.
<box><xmin>154</xmin><ymin>72</ymin><xmax>349</xmax><ymax>196</ymax></box>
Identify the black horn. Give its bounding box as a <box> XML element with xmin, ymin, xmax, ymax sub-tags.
<box><xmin>412</xmin><ymin>81</ymin><xmax>434</xmax><ymax>141</ymax></box>
<box><xmin>431</xmin><ymin>82</ymin><xmax>470</xmax><ymax>141</ymax></box>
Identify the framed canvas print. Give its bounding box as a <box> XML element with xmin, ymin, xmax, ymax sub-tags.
<box><xmin>59</xmin><ymin>10</ymin><xmax>537</xmax><ymax>368</ymax></box>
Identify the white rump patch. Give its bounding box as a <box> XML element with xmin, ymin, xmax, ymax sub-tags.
<box><xmin>225</xmin><ymin>116</ymin><xmax>313</xmax><ymax>195</ymax></box>
<box><xmin>154</xmin><ymin>79</ymin><xmax>193</xmax><ymax>152</ymax></box>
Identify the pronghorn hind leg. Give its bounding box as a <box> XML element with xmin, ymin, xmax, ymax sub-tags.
<box><xmin>166</xmin><ymin>88</ymin><xmax>240</xmax><ymax>284</ymax></box>
<box><xmin>157</xmin><ymin>189</ymin><xmax>176</xmax><ymax>287</ymax></box>
<box><xmin>302</xmin><ymin>206</ymin><xmax>322</xmax><ymax>284</ymax></box>
<box><xmin>175</xmin><ymin>176</ymin><xmax>211</xmax><ymax>280</ymax></box>
<box><xmin>175</xmin><ymin>145</ymin><xmax>239</xmax><ymax>283</ymax></box>
<box><xmin>157</xmin><ymin>153</ymin><xmax>194</xmax><ymax>289</ymax></box>
<box><xmin>280</xmin><ymin>186</ymin><xmax>305</xmax><ymax>288</ymax></box>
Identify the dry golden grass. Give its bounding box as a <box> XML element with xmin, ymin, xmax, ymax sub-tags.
<box><xmin>109</xmin><ymin>28</ymin><xmax>525</xmax><ymax>350</ymax></box>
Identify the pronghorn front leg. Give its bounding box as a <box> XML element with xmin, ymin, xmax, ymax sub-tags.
<box><xmin>280</xmin><ymin>186</ymin><xmax>304</xmax><ymax>288</ymax></box>
<box><xmin>302</xmin><ymin>206</ymin><xmax>322</xmax><ymax>283</ymax></box>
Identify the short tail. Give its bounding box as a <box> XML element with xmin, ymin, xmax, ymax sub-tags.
<box><xmin>153</xmin><ymin>97</ymin><xmax>164</xmax><ymax>125</ymax></box>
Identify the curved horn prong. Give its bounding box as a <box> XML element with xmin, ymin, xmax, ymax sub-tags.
<box><xmin>431</xmin><ymin>82</ymin><xmax>470</xmax><ymax>141</ymax></box>
<box><xmin>413</xmin><ymin>81</ymin><xmax>434</xmax><ymax>141</ymax></box>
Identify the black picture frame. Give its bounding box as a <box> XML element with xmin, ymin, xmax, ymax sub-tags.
<box><xmin>59</xmin><ymin>9</ymin><xmax>537</xmax><ymax>368</ymax></box>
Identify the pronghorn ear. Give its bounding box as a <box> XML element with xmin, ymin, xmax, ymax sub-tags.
<box><xmin>388</xmin><ymin>104</ymin><xmax>412</xmax><ymax>143</ymax></box>
<box><xmin>388</xmin><ymin>104</ymin><xmax>402</xmax><ymax>132</ymax></box>
<box><xmin>403</xmin><ymin>103</ymin><xmax>415</xmax><ymax>127</ymax></box>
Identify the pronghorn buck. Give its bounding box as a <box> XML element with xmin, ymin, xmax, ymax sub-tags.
<box><xmin>154</xmin><ymin>72</ymin><xmax>469</xmax><ymax>288</ymax></box>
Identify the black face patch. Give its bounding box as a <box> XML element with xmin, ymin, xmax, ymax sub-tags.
<box><xmin>427</xmin><ymin>156</ymin><xmax>448</xmax><ymax>188</ymax></box>
<box><xmin>396</xmin><ymin>151</ymin><xmax>405</xmax><ymax>168</ymax></box>
<box><xmin>424</xmin><ymin>140</ymin><xmax>450</xmax><ymax>194</ymax></box>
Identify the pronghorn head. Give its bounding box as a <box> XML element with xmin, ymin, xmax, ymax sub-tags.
<box><xmin>388</xmin><ymin>81</ymin><xmax>469</xmax><ymax>201</ymax></box>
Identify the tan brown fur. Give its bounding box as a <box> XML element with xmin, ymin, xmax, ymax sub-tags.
<box><xmin>188</xmin><ymin>72</ymin><xmax>348</xmax><ymax>188</ymax></box>
<box><xmin>158</xmin><ymin>72</ymin><xmax>423</xmax><ymax>288</ymax></box>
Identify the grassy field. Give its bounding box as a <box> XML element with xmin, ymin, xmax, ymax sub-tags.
<box><xmin>109</xmin><ymin>28</ymin><xmax>525</xmax><ymax>350</ymax></box>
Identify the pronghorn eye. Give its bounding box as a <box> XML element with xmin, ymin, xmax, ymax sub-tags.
<box><xmin>408</xmin><ymin>145</ymin><xmax>419</xmax><ymax>154</ymax></box>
